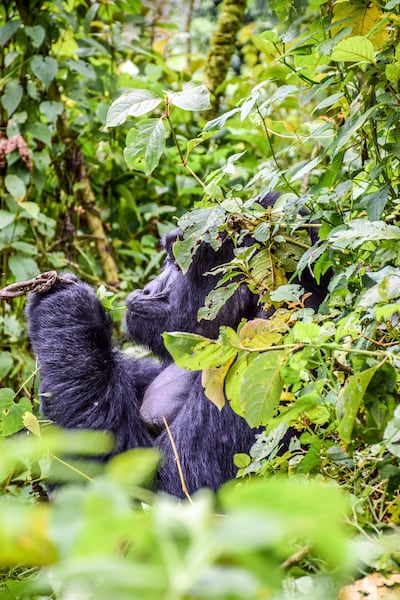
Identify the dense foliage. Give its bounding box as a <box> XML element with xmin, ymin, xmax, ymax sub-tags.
<box><xmin>1</xmin><ymin>0</ymin><xmax>400</xmax><ymax>598</ymax></box>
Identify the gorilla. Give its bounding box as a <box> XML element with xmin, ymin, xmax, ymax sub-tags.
<box><xmin>27</xmin><ymin>193</ymin><xmax>328</xmax><ymax>497</ymax></box>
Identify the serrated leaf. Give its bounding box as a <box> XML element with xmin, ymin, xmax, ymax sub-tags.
<box><xmin>170</xmin><ymin>83</ymin><xmax>211</xmax><ymax>111</ymax></box>
<box><xmin>31</xmin><ymin>56</ymin><xmax>58</xmax><ymax>89</ymax></box>
<box><xmin>225</xmin><ymin>354</ymin><xmax>254</xmax><ymax>416</ymax></box>
<box><xmin>337</xmin><ymin>365</ymin><xmax>380</xmax><ymax>444</ymax></box>
<box><xmin>331</xmin><ymin>36</ymin><xmax>375</xmax><ymax>64</ymax></box>
<box><xmin>239</xmin><ymin>317</ymin><xmax>288</xmax><ymax>349</ymax></box>
<box><xmin>240</xmin><ymin>350</ymin><xmax>288</xmax><ymax>427</ymax></box>
<box><xmin>270</xmin><ymin>284</ymin><xmax>304</xmax><ymax>303</ymax></box>
<box><xmin>198</xmin><ymin>282</ymin><xmax>240</xmax><ymax>321</ymax></box>
<box><xmin>163</xmin><ymin>332</ymin><xmax>237</xmax><ymax>370</ymax></box>
<box><xmin>106</xmin><ymin>90</ymin><xmax>162</xmax><ymax>127</ymax></box>
<box><xmin>174</xmin><ymin>206</ymin><xmax>226</xmax><ymax>273</ymax></box>
<box><xmin>124</xmin><ymin>118</ymin><xmax>165</xmax><ymax>175</ymax></box>
<box><xmin>173</xmin><ymin>236</ymin><xmax>199</xmax><ymax>274</ymax></box>
<box><xmin>202</xmin><ymin>356</ymin><xmax>236</xmax><ymax>410</ymax></box>
<box><xmin>1</xmin><ymin>80</ymin><xmax>23</xmax><ymax>115</ymax></box>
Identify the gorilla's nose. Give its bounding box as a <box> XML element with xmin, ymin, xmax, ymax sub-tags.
<box><xmin>125</xmin><ymin>289</ymin><xmax>143</xmax><ymax>308</ymax></box>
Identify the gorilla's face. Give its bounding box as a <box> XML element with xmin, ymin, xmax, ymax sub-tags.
<box><xmin>125</xmin><ymin>229</ymin><xmax>258</xmax><ymax>361</ymax></box>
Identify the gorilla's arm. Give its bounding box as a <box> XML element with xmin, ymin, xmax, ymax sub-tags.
<box><xmin>27</xmin><ymin>279</ymin><xmax>161</xmax><ymax>452</ymax></box>
<box><xmin>155</xmin><ymin>373</ymin><xmax>256</xmax><ymax>497</ymax></box>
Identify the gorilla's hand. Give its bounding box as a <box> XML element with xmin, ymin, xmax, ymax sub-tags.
<box><xmin>27</xmin><ymin>273</ymin><xmax>112</xmax><ymax>341</ymax></box>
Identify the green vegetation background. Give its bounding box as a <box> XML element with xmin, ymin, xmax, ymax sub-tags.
<box><xmin>0</xmin><ymin>0</ymin><xmax>400</xmax><ymax>598</ymax></box>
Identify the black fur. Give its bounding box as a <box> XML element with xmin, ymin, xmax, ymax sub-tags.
<box><xmin>27</xmin><ymin>193</ymin><xmax>328</xmax><ymax>497</ymax></box>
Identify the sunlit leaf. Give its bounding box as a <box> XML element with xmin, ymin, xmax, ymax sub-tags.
<box><xmin>163</xmin><ymin>331</ymin><xmax>237</xmax><ymax>370</ymax></box>
<box><xmin>337</xmin><ymin>365</ymin><xmax>380</xmax><ymax>444</ymax></box>
<box><xmin>331</xmin><ymin>36</ymin><xmax>375</xmax><ymax>64</ymax></box>
<box><xmin>202</xmin><ymin>355</ymin><xmax>236</xmax><ymax>410</ymax></box>
<box><xmin>106</xmin><ymin>90</ymin><xmax>163</xmax><ymax>126</ymax></box>
<box><xmin>240</xmin><ymin>350</ymin><xmax>288</xmax><ymax>427</ymax></box>
<box><xmin>169</xmin><ymin>83</ymin><xmax>211</xmax><ymax>111</ymax></box>
<box><xmin>124</xmin><ymin>118</ymin><xmax>165</xmax><ymax>175</ymax></box>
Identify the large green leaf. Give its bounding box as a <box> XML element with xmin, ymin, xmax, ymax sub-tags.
<box><xmin>9</xmin><ymin>255</ymin><xmax>39</xmax><ymax>281</ymax></box>
<box><xmin>106</xmin><ymin>90</ymin><xmax>163</xmax><ymax>127</ymax></box>
<box><xmin>163</xmin><ymin>332</ymin><xmax>237</xmax><ymax>370</ymax></box>
<box><xmin>124</xmin><ymin>118</ymin><xmax>165</xmax><ymax>175</ymax></box>
<box><xmin>169</xmin><ymin>83</ymin><xmax>211</xmax><ymax>111</ymax></box>
<box><xmin>31</xmin><ymin>56</ymin><xmax>58</xmax><ymax>90</ymax></box>
<box><xmin>337</xmin><ymin>364</ymin><xmax>380</xmax><ymax>444</ymax></box>
<box><xmin>331</xmin><ymin>36</ymin><xmax>375</xmax><ymax>64</ymax></box>
<box><xmin>1</xmin><ymin>80</ymin><xmax>23</xmax><ymax>115</ymax></box>
<box><xmin>5</xmin><ymin>174</ymin><xmax>26</xmax><ymax>199</ymax></box>
<box><xmin>198</xmin><ymin>281</ymin><xmax>240</xmax><ymax>321</ymax></box>
<box><xmin>240</xmin><ymin>350</ymin><xmax>288</xmax><ymax>427</ymax></box>
<box><xmin>0</xmin><ymin>19</ymin><xmax>21</xmax><ymax>47</ymax></box>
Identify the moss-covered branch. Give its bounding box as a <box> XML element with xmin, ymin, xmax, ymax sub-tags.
<box><xmin>204</xmin><ymin>0</ymin><xmax>247</xmax><ymax>115</ymax></box>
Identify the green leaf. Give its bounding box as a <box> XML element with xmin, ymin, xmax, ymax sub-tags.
<box><xmin>0</xmin><ymin>19</ymin><xmax>21</xmax><ymax>47</ymax></box>
<box><xmin>198</xmin><ymin>282</ymin><xmax>240</xmax><ymax>321</ymax></box>
<box><xmin>204</xmin><ymin>108</ymin><xmax>240</xmax><ymax>131</ymax></box>
<box><xmin>240</xmin><ymin>350</ymin><xmax>288</xmax><ymax>427</ymax></box>
<box><xmin>384</xmin><ymin>405</ymin><xmax>400</xmax><ymax>458</ymax></box>
<box><xmin>9</xmin><ymin>255</ymin><xmax>39</xmax><ymax>281</ymax></box>
<box><xmin>0</xmin><ymin>211</ymin><xmax>15</xmax><ymax>229</ymax></box>
<box><xmin>1</xmin><ymin>80</ymin><xmax>23</xmax><ymax>115</ymax></box>
<box><xmin>124</xmin><ymin>118</ymin><xmax>165</xmax><ymax>175</ymax></box>
<box><xmin>175</xmin><ymin>206</ymin><xmax>226</xmax><ymax>272</ymax></box>
<box><xmin>169</xmin><ymin>83</ymin><xmax>211</xmax><ymax>111</ymax></box>
<box><xmin>5</xmin><ymin>174</ymin><xmax>26</xmax><ymax>199</ymax></box>
<box><xmin>106</xmin><ymin>90</ymin><xmax>163</xmax><ymax>127</ymax></box>
<box><xmin>27</xmin><ymin>122</ymin><xmax>52</xmax><ymax>147</ymax></box>
<box><xmin>331</xmin><ymin>36</ymin><xmax>375</xmax><ymax>64</ymax></box>
<box><xmin>106</xmin><ymin>448</ymin><xmax>160</xmax><ymax>489</ymax></box>
<box><xmin>270</xmin><ymin>284</ymin><xmax>304</xmax><ymax>303</ymax></box>
<box><xmin>0</xmin><ymin>352</ymin><xmax>13</xmax><ymax>380</ymax></box>
<box><xmin>337</xmin><ymin>365</ymin><xmax>380</xmax><ymax>444</ymax></box>
<box><xmin>65</xmin><ymin>58</ymin><xmax>96</xmax><ymax>80</ymax></box>
<box><xmin>225</xmin><ymin>354</ymin><xmax>254</xmax><ymax>416</ymax></box>
<box><xmin>359</xmin><ymin>186</ymin><xmax>389</xmax><ymax>221</ymax></box>
<box><xmin>25</xmin><ymin>25</ymin><xmax>45</xmax><ymax>48</ymax></box>
<box><xmin>0</xmin><ymin>389</ymin><xmax>32</xmax><ymax>436</ymax></box>
<box><xmin>162</xmin><ymin>332</ymin><xmax>237</xmax><ymax>370</ymax></box>
<box><xmin>31</xmin><ymin>56</ymin><xmax>58</xmax><ymax>90</ymax></box>
<box><xmin>39</xmin><ymin>101</ymin><xmax>64</xmax><ymax>122</ymax></box>
<box><xmin>289</xmin><ymin>157</ymin><xmax>322</xmax><ymax>182</ymax></box>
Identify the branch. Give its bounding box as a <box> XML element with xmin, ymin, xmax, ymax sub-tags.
<box><xmin>204</xmin><ymin>0</ymin><xmax>247</xmax><ymax>116</ymax></box>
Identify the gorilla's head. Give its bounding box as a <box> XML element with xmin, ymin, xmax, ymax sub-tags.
<box><xmin>125</xmin><ymin>192</ymin><xmax>329</xmax><ymax>361</ymax></box>
<box><xmin>125</xmin><ymin>227</ymin><xmax>258</xmax><ymax>361</ymax></box>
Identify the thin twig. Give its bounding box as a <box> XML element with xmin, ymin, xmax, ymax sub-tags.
<box><xmin>162</xmin><ymin>416</ymin><xmax>193</xmax><ymax>503</ymax></box>
<box><xmin>281</xmin><ymin>544</ymin><xmax>311</xmax><ymax>570</ymax></box>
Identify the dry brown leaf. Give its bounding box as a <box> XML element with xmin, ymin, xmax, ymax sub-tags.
<box><xmin>338</xmin><ymin>572</ymin><xmax>400</xmax><ymax>600</ymax></box>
